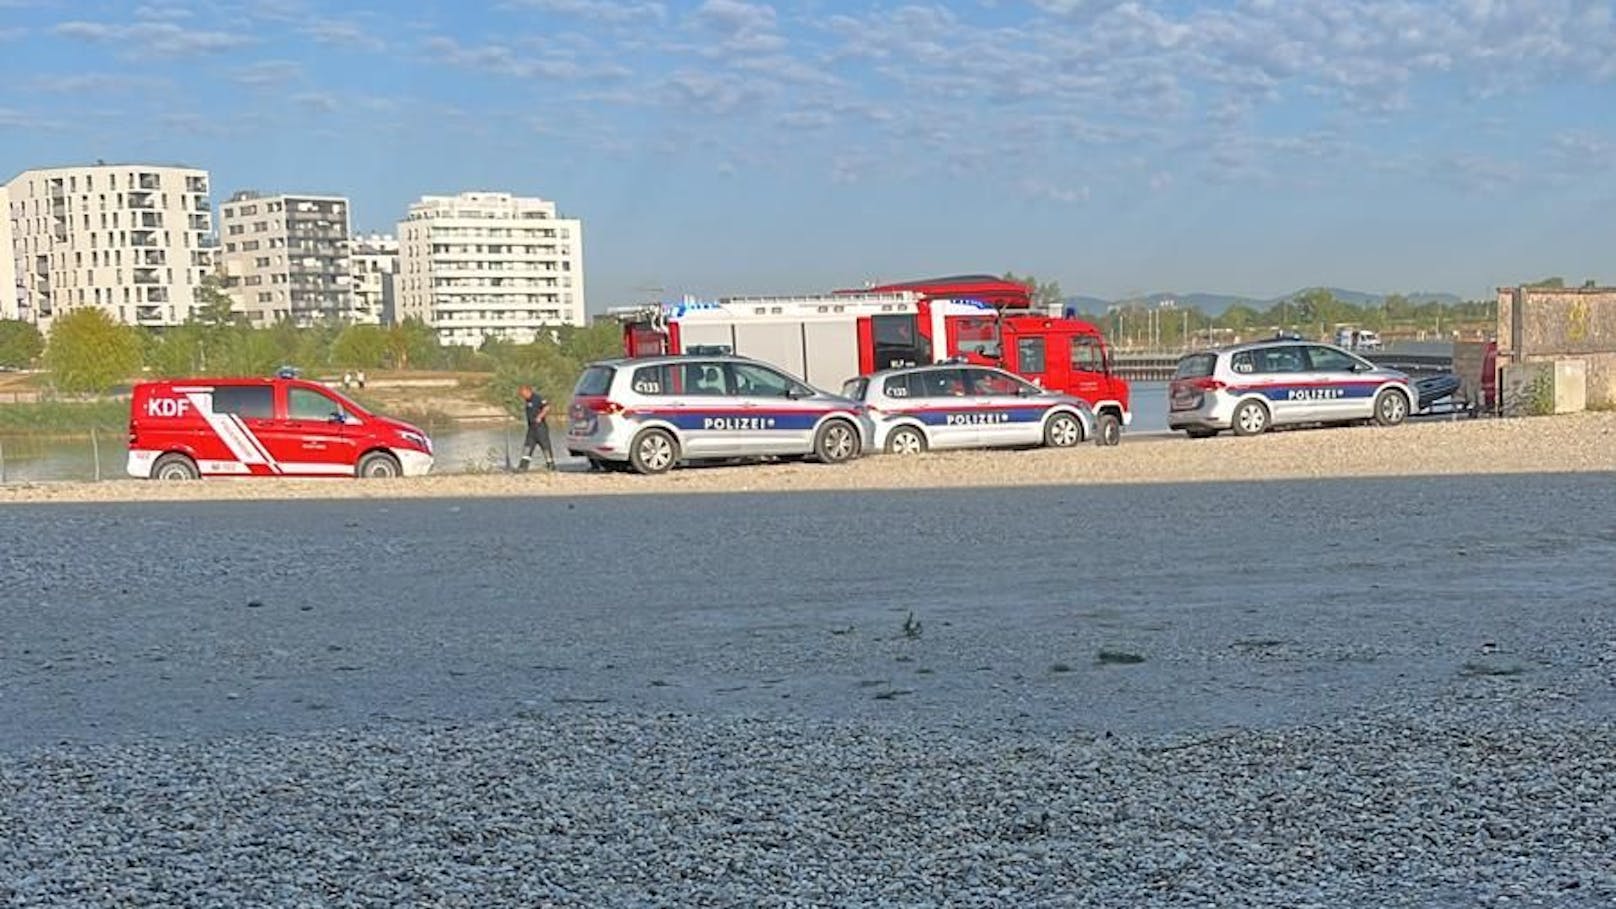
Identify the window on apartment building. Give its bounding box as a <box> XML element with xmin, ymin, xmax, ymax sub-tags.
<box><xmin>253</xmin><ymin>221</ymin><xmax>268</xmax><ymax>232</ymax></box>
<box><xmin>225</xmin><ymin>242</ymin><xmax>237</xmax><ymax>252</ymax></box>
<box><xmin>255</xmin><ymin>257</ymin><xmax>270</xmax><ymax>267</ymax></box>
<box><xmin>228</xmin><ymin>225</ymin><xmax>244</xmax><ymax>235</ymax></box>
<box><xmin>243</xmin><ymin>241</ymin><xmax>259</xmax><ymax>251</ymax></box>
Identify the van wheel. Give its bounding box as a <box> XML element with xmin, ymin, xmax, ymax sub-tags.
<box><xmin>357</xmin><ymin>451</ymin><xmax>402</xmax><ymax>479</ymax></box>
<box><xmin>885</xmin><ymin>425</ymin><xmax>927</xmax><ymax>456</ymax></box>
<box><xmin>815</xmin><ymin>420</ymin><xmax>860</xmax><ymax>464</ymax></box>
<box><xmin>630</xmin><ymin>429</ymin><xmax>678</xmax><ymax>475</ymax></box>
<box><xmin>1232</xmin><ymin>400</ymin><xmax>1269</xmax><ymax>436</ymax></box>
<box><xmin>1374</xmin><ymin>389</ymin><xmax>1410</xmax><ymax>427</ymax></box>
<box><xmin>152</xmin><ymin>453</ymin><xmax>199</xmax><ymax>481</ymax></box>
<box><xmin>1095</xmin><ymin>413</ymin><xmax>1122</xmax><ymax>447</ymax></box>
<box><xmin>1044</xmin><ymin>412</ymin><xmax>1083</xmax><ymax>448</ymax></box>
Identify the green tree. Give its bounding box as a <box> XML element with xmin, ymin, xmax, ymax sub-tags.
<box><xmin>383</xmin><ymin>318</ymin><xmax>440</xmax><ymax>370</ymax></box>
<box><xmin>1003</xmin><ymin>272</ymin><xmax>1065</xmax><ymax>311</ymax></box>
<box><xmin>142</xmin><ymin>323</ymin><xmax>206</xmax><ymax>377</ymax></box>
<box><xmin>0</xmin><ymin>319</ymin><xmax>45</xmax><ymax>368</ymax></box>
<box><xmin>1525</xmin><ymin>277</ymin><xmax>1565</xmax><ymax>288</ymax></box>
<box><xmin>190</xmin><ymin>275</ymin><xmax>239</xmax><ymax>329</ymax></box>
<box><xmin>331</xmin><ymin>324</ymin><xmax>388</xmax><ymax>369</ymax></box>
<box><xmin>44</xmin><ymin>308</ymin><xmax>144</xmax><ymax>393</ymax></box>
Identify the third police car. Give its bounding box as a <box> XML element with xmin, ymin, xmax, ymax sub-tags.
<box><xmin>841</xmin><ymin>363</ymin><xmax>1106</xmax><ymax>454</ymax></box>
<box><xmin>1169</xmin><ymin>338</ymin><xmax>1417</xmax><ymax>438</ymax></box>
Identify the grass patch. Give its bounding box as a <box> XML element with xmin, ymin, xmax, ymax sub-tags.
<box><xmin>0</xmin><ymin>398</ymin><xmax>127</xmax><ymax>435</ymax></box>
<box><xmin>1097</xmin><ymin>650</ymin><xmax>1146</xmax><ymax>666</ymax></box>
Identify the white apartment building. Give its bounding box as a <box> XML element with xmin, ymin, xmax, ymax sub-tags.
<box><xmin>350</xmin><ymin>233</ymin><xmax>398</xmax><ymax>325</ymax></box>
<box><xmin>397</xmin><ymin>192</ymin><xmax>584</xmax><ymax>346</ymax></box>
<box><xmin>3</xmin><ymin>163</ymin><xmax>213</xmax><ymax>329</ymax></box>
<box><xmin>0</xmin><ymin>185</ymin><xmax>16</xmax><ymax>320</ymax></box>
<box><xmin>217</xmin><ymin>191</ymin><xmax>354</xmax><ymax>326</ymax></box>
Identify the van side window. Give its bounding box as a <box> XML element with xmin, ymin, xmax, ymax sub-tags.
<box><xmin>631</xmin><ymin>365</ymin><xmax>670</xmax><ymax>395</ymax></box>
<box><xmin>211</xmin><ymin>386</ymin><xmax>273</xmax><ymax>419</ymax></box>
<box><xmin>288</xmin><ymin>388</ymin><xmax>337</xmax><ymax>421</ymax></box>
<box><xmin>1253</xmin><ymin>346</ymin><xmax>1306</xmax><ymax>373</ymax></box>
<box><xmin>915</xmin><ymin>369</ymin><xmax>966</xmax><ymax>397</ymax></box>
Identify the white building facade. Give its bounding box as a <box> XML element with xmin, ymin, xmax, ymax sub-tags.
<box><xmin>3</xmin><ymin>164</ymin><xmax>214</xmax><ymax>329</ymax></box>
<box><xmin>217</xmin><ymin>191</ymin><xmax>354</xmax><ymax>326</ymax></box>
<box><xmin>350</xmin><ymin>233</ymin><xmax>398</xmax><ymax>325</ymax></box>
<box><xmin>397</xmin><ymin>192</ymin><xmax>584</xmax><ymax>346</ymax></box>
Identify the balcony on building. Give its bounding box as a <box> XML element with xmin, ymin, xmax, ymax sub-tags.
<box><xmin>185</xmin><ymin>175</ymin><xmax>207</xmax><ymax>194</ymax></box>
<box><xmin>137</xmin><ymin>173</ymin><xmax>160</xmax><ymax>191</ymax></box>
<box><xmin>139</xmin><ymin>249</ymin><xmax>166</xmax><ymax>266</ymax></box>
<box><xmin>192</xmin><ymin>196</ymin><xmax>210</xmax><ymax>212</ymax></box>
<box><xmin>138</xmin><ymin>212</ymin><xmax>163</xmax><ymax>229</ymax></box>
<box><xmin>189</xmin><ymin>213</ymin><xmax>210</xmax><ymax>231</ymax></box>
<box><xmin>133</xmin><ymin>267</ymin><xmax>161</xmax><ymax>286</ymax></box>
<box><xmin>144</xmin><ymin>286</ymin><xmax>170</xmax><ymax>303</ymax></box>
<box><xmin>128</xmin><ymin>191</ymin><xmax>156</xmax><ymax>210</ymax></box>
<box><xmin>130</xmin><ymin>229</ymin><xmax>158</xmax><ymax>248</ymax></box>
<box><xmin>48</xmin><ymin>177</ymin><xmax>66</xmax><ymax>198</ymax></box>
<box><xmin>135</xmin><ymin>305</ymin><xmax>166</xmax><ymax>324</ymax></box>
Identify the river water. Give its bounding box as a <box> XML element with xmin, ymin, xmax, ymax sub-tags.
<box><xmin>0</xmin><ymin>383</ymin><xmax>1173</xmax><ymax>484</ymax></box>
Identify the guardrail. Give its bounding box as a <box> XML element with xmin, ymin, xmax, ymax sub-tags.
<box><xmin>1110</xmin><ymin>352</ymin><xmax>1181</xmax><ymax>382</ymax></box>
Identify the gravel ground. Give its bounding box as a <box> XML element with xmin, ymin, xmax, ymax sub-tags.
<box><xmin>3</xmin><ymin>474</ymin><xmax>1615</xmax><ymax>905</ymax></box>
<box><xmin>2</xmin><ymin>411</ymin><xmax>1614</xmax><ymax>504</ymax></box>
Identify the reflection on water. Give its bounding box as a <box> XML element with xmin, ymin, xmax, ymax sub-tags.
<box><xmin>1</xmin><ymin>383</ymin><xmax>1174</xmax><ymax>483</ymax></box>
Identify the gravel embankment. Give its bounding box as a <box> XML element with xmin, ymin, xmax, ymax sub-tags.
<box><xmin>4</xmin><ymin>710</ymin><xmax>1614</xmax><ymax>907</ymax></box>
<box><xmin>3</xmin><ymin>412</ymin><xmax>1614</xmax><ymax>504</ymax></box>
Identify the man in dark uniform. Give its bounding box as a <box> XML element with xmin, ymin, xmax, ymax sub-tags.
<box><xmin>516</xmin><ymin>384</ymin><xmax>555</xmax><ymax>472</ymax></box>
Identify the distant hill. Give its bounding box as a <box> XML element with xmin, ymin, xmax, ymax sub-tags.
<box><xmin>1063</xmin><ymin>287</ymin><xmax>1466</xmax><ymax>316</ymax></box>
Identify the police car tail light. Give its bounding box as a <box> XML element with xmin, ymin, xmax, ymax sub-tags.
<box><xmin>1187</xmin><ymin>377</ymin><xmax>1226</xmax><ymax>391</ymax></box>
<box><xmin>583</xmin><ymin>398</ymin><xmax>624</xmax><ymax>415</ymax></box>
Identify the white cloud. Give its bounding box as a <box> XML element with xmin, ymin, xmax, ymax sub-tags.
<box><xmin>53</xmin><ymin>20</ymin><xmax>250</xmax><ymax>56</ymax></box>
<box><xmin>230</xmin><ymin>60</ymin><xmax>303</xmax><ymax>87</ymax></box>
<box><xmin>502</xmin><ymin>0</ymin><xmax>666</xmax><ymax>25</ymax></box>
<box><xmin>31</xmin><ymin>72</ymin><xmax>172</xmax><ymax>93</ymax></box>
<box><xmin>302</xmin><ymin>19</ymin><xmax>386</xmax><ymax>52</ymax></box>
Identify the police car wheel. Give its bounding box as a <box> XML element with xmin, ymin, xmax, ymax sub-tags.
<box><xmin>885</xmin><ymin>426</ymin><xmax>927</xmax><ymax>456</ymax></box>
<box><xmin>1232</xmin><ymin>400</ymin><xmax>1269</xmax><ymax>436</ymax></box>
<box><xmin>1374</xmin><ymin>389</ymin><xmax>1409</xmax><ymax>427</ymax></box>
<box><xmin>1044</xmin><ymin>413</ymin><xmax>1083</xmax><ymax>448</ymax></box>
<box><xmin>152</xmin><ymin>453</ymin><xmax>199</xmax><ymax>481</ymax></box>
<box><xmin>1095</xmin><ymin>413</ymin><xmax>1122</xmax><ymax>447</ymax></box>
<box><xmin>630</xmin><ymin>429</ymin><xmax>678</xmax><ymax>474</ymax></box>
<box><xmin>814</xmin><ymin>420</ymin><xmax>860</xmax><ymax>464</ymax></box>
<box><xmin>357</xmin><ymin>451</ymin><xmax>402</xmax><ymax>479</ymax></box>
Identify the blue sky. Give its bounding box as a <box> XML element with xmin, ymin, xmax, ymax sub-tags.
<box><xmin>2</xmin><ymin>0</ymin><xmax>1615</xmax><ymax>309</ymax></box>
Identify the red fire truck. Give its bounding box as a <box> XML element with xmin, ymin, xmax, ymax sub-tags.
<box><xmin>611</xmin><ymin>275</ymin><xmax>1131</xmax><ymax>437</ymax></box>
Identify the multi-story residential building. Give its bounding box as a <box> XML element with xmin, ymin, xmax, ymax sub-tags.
<box><xmin>3</xmin><ymin>163</ymin><xmax>213</xmax><ymax>329</ymax></box>
<box><xmin>396</xmin><ymin>191</ymin><xmax>584</xmax><ymax>346</ymax></box>
<box><xmin>217</xmin><ymin>191</ymin><xmax>354</xmax><ymax>326</ymax></box>
<box><xmin>0</xmin><ymin>184</ymin><xmax>17</xmax><ymax>320</ymax></box>
<box><xmin>350</xmin><ymin>233</ymin><xmax>398</xmax><ymax>325</ymax></box>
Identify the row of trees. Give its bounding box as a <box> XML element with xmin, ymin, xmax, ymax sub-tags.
<box><xmin>1001</xmin><ymin>274</ymin><xmax>1499</xmax><ymax>350</ymax></box>
<box><xmin>2</xmin><ymin>305</ymin><xmax>622</xmax><ymax>400</ymax></box>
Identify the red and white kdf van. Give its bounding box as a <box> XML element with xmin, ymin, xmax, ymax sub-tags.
<box><xmin>127</xmin><ymin>377</ymin><xmax>434</xmax><ymax>479</ymax></box>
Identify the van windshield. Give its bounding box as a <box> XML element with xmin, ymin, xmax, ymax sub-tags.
<box><xmin>1174</xmin><ymin>353</ymin><xmax>1218</xmax><ymax>379</ymax></box>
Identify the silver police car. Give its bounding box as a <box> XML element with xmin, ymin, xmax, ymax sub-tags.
<box><xmin>566</xmin><ymin>355</ymin><xmax>875</xmax><ymax>474</ymax></box>
<box><xmin>1168</xmin><ymin>339</ymin><xmax>1417</xmax><ymax>437</ymax></box>
<box><xmin>841</xmin><ymin>363</ymin><xmax>1101</xmax><ymax>454</ymax></box>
